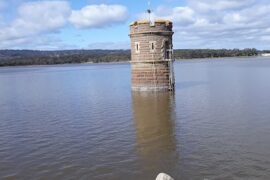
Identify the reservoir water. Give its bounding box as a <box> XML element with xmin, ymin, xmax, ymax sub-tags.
<box><xmin>1</xmin><ymin>57</ymin><xmax>270</xmax><ymax>179</ymax></box>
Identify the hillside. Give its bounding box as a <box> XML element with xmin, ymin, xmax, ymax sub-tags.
<box><xmin>0</xmin><ymin>48</ymin><xmax>263</xmax><ymax>66</ymax></box>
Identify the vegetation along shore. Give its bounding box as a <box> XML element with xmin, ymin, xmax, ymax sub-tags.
<box><xmin>0</xmin><ymin>48</ymin><xmax>268</xmax><ymax>67</ymax></box>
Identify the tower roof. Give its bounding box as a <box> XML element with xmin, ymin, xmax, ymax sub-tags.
<box><xmin>130</xmin><ymin>19</ymin><xmax>172</xmax><ymax>26</ymax></box>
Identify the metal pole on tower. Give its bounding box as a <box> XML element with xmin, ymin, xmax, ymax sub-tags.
<box><xmin>147</xmin><ymin>0</ymin><xmax>154</xmax><ymax>26</ymax></box>
<box><xmin>147</xmin><ymin>0</ymin><xmax>151</xmax><ymax>22</ymax></box>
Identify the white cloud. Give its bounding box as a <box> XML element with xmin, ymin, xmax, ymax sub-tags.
<box><xmin>0</xmin><ymin>1</ymin><xmax>130</xmax><ymax>49</ymax></box>
<box><xmin>188</xmin><ymin>0</ymin><xmax>256</xmax><ymax>12</ymax></box>
<box><xmin>69</xmin><ymin>4</ymin><xmax>128</xmax><ymax>28</ymax></box>
<box><xmin>0</xmin><ymin>0</ymin><xmax>130</xmax><ymax>49</ymax></box>
<box><xmin>0</xmin><ymin>1</ymin><xmax>71</xmax><ymax>42</ymax></box>
<box><xmin>151</xmin><ymin>6</ymin><xmax>195</xmax><ymax>26</ymax></box>
<box><xmin>88</xmin><ymin>41</ymin><xmax>130</xmax><ymax>49</ymax></box>
<box><xmin>1</xmin><ymin>0</ymin><xmax>270</xmax><ymax>50</ymax></box>
<box><xmin>149</xmin><ymin>0</ymin><xmax>270</xmax><ymax>49</ymax></box>
<box><xmin>0</xmin><ymin>1</ymin><xmax>129</xmax><ymax>49</ymax></box>
<box><xmin>0</xmin><ymin>35</ymin><xmax>77</xmax><ymax>50</ymax></box>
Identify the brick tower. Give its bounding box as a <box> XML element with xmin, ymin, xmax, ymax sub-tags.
<box><xmin>129</xmin><ymin>20</ymin><xmax>175</xmax><ymax>91</ymax></box>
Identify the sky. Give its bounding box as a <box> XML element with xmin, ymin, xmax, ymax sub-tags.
<box><xmin>0</xmin><ymin>0</ymin><xmax>270</xmax><ymax>50</ymax></box>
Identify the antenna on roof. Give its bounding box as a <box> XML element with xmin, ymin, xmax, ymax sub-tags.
<box><xmin>147</xmin><ymin>0</ymin><xmax>154</xmax><ymax>26</ymax></box>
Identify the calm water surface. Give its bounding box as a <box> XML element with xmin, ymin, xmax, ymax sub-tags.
<box><xmin>1</xmin><ymin>57</ymin><xmax>270</xmax><ymax>179</ymax></box>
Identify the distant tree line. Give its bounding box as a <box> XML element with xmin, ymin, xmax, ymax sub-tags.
<box><xmin>174</xmin><ymin>48</ymin><xmax>258</xmax><ymax>59</ymax></box>
<box><xmin>0</xmin><ymin>48</ymin><xmax>264</xmax><ymax>67</ymax></box>
<box><xmin>0</xmin><ymin>50</ymin><xmax>130</xmax><ymax>66</ymax></box>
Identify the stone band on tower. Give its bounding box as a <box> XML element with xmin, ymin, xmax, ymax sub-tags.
<box><xmin>129</xmin><ymin>20</ymin><xmax>175</xmax><ymax>91</ymax></box>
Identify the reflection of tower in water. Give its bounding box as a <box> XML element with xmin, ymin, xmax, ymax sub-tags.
<box><xmin>132</xmin><ymin>92</ymin><xmax>178</xmax><ymax>178</ymax></box>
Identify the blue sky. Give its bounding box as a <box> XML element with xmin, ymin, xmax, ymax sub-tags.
<box><xmin>0</xmin><ymin>0</ymin><xmax>270</xmax><ymax>50</ymax></box>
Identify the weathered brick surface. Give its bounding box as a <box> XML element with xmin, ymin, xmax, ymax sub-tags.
<box><xmin>129</xmin><ymin>20</ymin><xmax>175</xmax><ymax>91</ymax></box>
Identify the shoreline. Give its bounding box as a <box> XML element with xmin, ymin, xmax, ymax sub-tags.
<box><xmin>0</xmin><ymin>55</ymin><xmax>268</xmax><ymax>68</ymax></box>
<box><xmin>0</xmin><ymin>61</ymin><xmax>131</xmax><ymax>69</ymax></box>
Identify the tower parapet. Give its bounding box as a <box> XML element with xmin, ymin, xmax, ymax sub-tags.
<box><xmin>129</xmin><ymin>20</ymin><xmax>175</xmax><ymax>91</ymax></box>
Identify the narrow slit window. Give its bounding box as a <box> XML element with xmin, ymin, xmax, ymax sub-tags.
<box><xmin>149</xmin><ymin>41</ymin><xmax>156</xmax><ymax>53</ymax></box>
<box><xmin>135</xmin><ymin>42</ymin><xmax>140</xmax><ymax>53</ymax></box>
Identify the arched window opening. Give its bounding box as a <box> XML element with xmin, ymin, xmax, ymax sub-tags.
<box><xmin>164</xmin><ymin>41</ymin><xmax>172</xmax><ymax>60</ymax></box>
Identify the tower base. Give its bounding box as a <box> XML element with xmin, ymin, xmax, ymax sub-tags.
<box><xmin>132</xmin><ymin>86</ymin><xmax>173</xmax><ymax>92</ymax></box>
<box><xmin>131</xmin><ymin>61</ymin><xmax>175</xmax><ymax>92</ymax></box>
